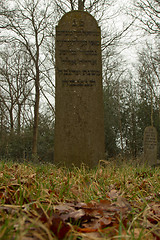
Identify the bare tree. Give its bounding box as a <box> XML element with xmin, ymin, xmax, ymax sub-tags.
<box><xmin>0</xmin><ymin>0</ymin><xmax>55</xmax><ymax>156</ymax></box>
<box><xmin>134</xmin><ymin>0</ymin><xmax>160</xmax><ymax>35</ymax></box>
<box><xmin>137</xmin><ymin>42</ymin><xmax>160</xmax><ymax>124</ymax></box>
<box><xmin>78</xmin><ymin>0</ymin><xmax>85</xmax><ymax>10</ymax></box>
<box><xmin>0</xmin><ymin>45</ymin><xmax>33</xmax><ymax>134</ymax></box>
<box><xmin>54</xmin><ymin>0</ymin><xmax>109</xmax><ymax>21</ymax></box>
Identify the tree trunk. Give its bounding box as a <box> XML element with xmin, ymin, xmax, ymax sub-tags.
<box><xmin>32</xmin><ymin>26</ymin><xmax>40</xmax><ymax>157</ymax></box>
<box><xmin>9</xmin><ymin>107</ymin><xmax>14</xmax><ymax>135</ymax></box>
<box><xmin>119</xmin><ymin>111</ymin><xmax>124</xmax><ymax>155</ymax></box>
<box><xmin>151</xmin><ymin>91</ymin><xmax>153</xmax><ymax>126</ymax></box>
<box><xmin>78</xmin><ymin>0</ymin><xmax>84</xmax><ymax>10</ymax></box>
<box><xmin>17</xmin><ymin>103</ymin><xmax>21</xmax><ymax>135</ymax></box>
<box><xmin>0</xmin><ymin>110</ymin><xmax>3</xmax><ymax>135</ymax></box>
<box><xmin>131</xmin><ymin>111</ymin><xmax>137</xmax><ymax>158</ymax></box>
<box><xmin>32</xmin><ymin>66</ymin><xmax>40</xmax><ymax>156</ymax></box>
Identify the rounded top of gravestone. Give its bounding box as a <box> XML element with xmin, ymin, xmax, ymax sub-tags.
<box><xmin>144</xmin><ymin>126</ymin><xmax>157</xmax><ymax>132</ymax></box>
<box><xmin>57</xmin><ymin>10</ymin><xmax>99</xmax><ymax>30</ymax></box>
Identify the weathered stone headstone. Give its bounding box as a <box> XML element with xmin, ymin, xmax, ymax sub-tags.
<box><xmin>143</xmin><ymin>126</ymin><xmax>157</xmax><ymax>166</ymax></box>
<box><xmin>54</xmin><ymin>11</ymin><xmax>105</xmax><ymax>167</ymax></box>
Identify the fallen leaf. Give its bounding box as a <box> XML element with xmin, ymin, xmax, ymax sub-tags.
<box><xmin>78</xmin><ymin>227</ymin><xmax>98</xmax><ymax>233</ymax></box>
<box><xmin>0</xmin><ymin>172</ymin><xmax>3</xmax><ymax>178</ymax></box>
<box><xmin>62</xmin><ymin>208</ymin><xmax>85</xmax><ymax>221</ymax></box>
<box><xmin>99</xmin><ymin>199</ymin><xmax>111</xmax><ymax>207</ymax></box>
<box><xmin>108</xmin><ymin>189</ymin><xmax>119</xmax><ymax>200</ymax></box>
<box><xmin>117</xmin><ymin>196</ymin><xmax>131</xmax><ymax>210</ymax></box>
<box><xmin>50</xmin><ymin>216</ymin><xmax>71</xmax><ymax>239</ymax></box>
<box><xmin>82</xmin><ymin>231</ymin><xmax>103</xmax><ymax>240</ymax></box>
<box><xmin>99</xmin><ymin>216</ymin><xmax>112</xmax><ymax>228</ymax></box>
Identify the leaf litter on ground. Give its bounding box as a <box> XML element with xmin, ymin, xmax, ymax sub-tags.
<box><xmin>0</xmin><ymin>160</ymin><xmax>160</xmax><ymax>239</ymax></box>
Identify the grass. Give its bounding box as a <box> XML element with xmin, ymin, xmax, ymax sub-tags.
<box><xmin>0</xmin><ymin>158</ymin><xmax>159</xmax><ymax>239</ymax></box>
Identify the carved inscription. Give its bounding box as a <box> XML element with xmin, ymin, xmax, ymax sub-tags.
<box><xmin>59</xmin><ymin>49</ymin><xmax>97</xmax><ymax>56</ymax></box>
<box><xmin>62</xmin><ymin>79</ymin><xmax>96</xmax><ymax>87</ymax></box>
<box><xmin>143</xmin><ymin>126</ymin><xmax>157</xmax><ymax>165</ymax></box>
<box><xmin>61</xmin><ymin>58</ymin><xmax>97</xmax><ymax>66</ymax></box>
<box><xmin>56</xmin><ymin>15</ymin><xmax>101</xmax><ymax>88</ymax></box>
<box><xmin>57</xmin><ymin>69</ymin><xmax>100</xmax><ymax>76</ymax></box>
<box><xmin>144</xmin><ymin>127</ymin><xmax>157</xmax><ymax>149</ymax></box>
<box><xmin>57</xmin><ymin>39</ymin><xmax>100</xmax><ymax>47</ymax></box>
<box><xmin>144</xmin><ymin>135</ymin><xmax>156</xmax><ymax>149</ymax></box>
<box><xmin>56</xmin><ymin>30</ymin><xmax>99</xmax><ymax>37</ymax></box>
<box><xmin>54</xmin><ymin>11</ymin><xmax>105</xmax><ymax>167</ymax></box>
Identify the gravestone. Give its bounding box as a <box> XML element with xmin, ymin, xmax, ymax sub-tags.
<box><xmin>54</xmin><ymin>11</ymin><xmax>105</xmax><ymax>167</ymax></box>
<box><xmin>143</xmin><ymin>126</ymin><xmax>157</xmax><ymax>166</ymax></box>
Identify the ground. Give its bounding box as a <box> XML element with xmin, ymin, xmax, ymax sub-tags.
<box><xmin>0</xmin><ymin>159</ymin><xmax>160</xmax><ymax>239</ymax></box>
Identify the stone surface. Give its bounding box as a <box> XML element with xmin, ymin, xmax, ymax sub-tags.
<box><xmin>143</xmin><ymin>126</ymin><xmax>157</xmax><ymax>166</ymax></box>
<box><xmin>54</xmin><ymin>11</ymin><xmax>105</xmax><ymax>167</ymax></box>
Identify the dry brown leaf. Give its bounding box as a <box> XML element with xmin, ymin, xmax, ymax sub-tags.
<box><xmin>130</xmin><ymin>228</ymin><xmax>155</xmax><ymax>240</ymax></box>
<box><xmin>117</xmin><ymin>196</ymin><xmax>132</xmax><ymax>210</ymax></box>
<box><xmin>64</xmin><ymin>209</ymin><xmax>86</xmax><ymax>221</ymax></box>
<box><xmin>49</xmin><ymin>216</ymin><xmax>71</xmax><ymax>239</ymax></box>
<box><xmin>0</xmin><ymin>172</ymin><xmax>3</xmax><ymax>178</ymax></box>
<box><xmin>53</xmin><ymin>204</ymin><xmax>75</xmax><ymax>213</ymax></box>
<box><xmin>82</xmin><ymin>231</ymin><xmax>103</xmax><ymax>240</ymax></box>
<box><xmin>108</xmin><ymin>189</ymin><xmax>119</xmax><ymax>200</ymax></box>
<box><xmin>78</xmin><ymin>227</ymin><xmax>98</xmax><ymax>233</ymax></box>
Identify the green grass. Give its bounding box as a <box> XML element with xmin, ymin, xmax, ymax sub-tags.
<box><xmin>0</xmin><ymin>159</ymin><xmax>159</xmax><ymax>239</ymax></box>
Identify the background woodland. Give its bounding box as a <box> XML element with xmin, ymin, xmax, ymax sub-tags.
<box><xmin>0</xmin><ymin>0</ymin><xmax>160</xmax><ymax>162</ymax></box>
